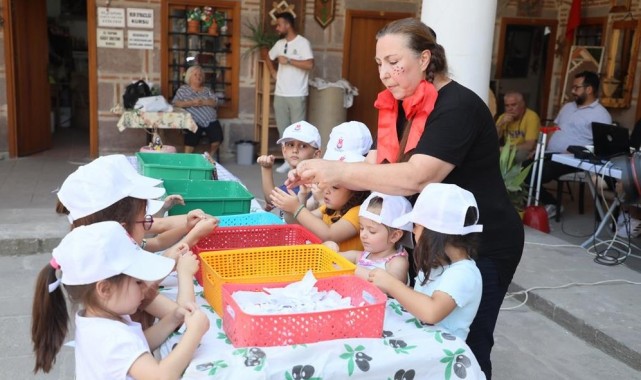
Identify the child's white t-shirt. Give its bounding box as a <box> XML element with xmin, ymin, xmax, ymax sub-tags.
<box><xmin>413</xmin><ymin>259</ymin><xmax>482</xmax><ymax>340</ymax></box>
<box><xmin>74</xmin><ymin>312</ymin><xmax>150</xmax><ymax>379</ymax></box>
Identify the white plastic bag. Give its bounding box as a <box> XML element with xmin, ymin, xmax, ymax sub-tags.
<box><xmin>135</xmin><ymin>95</ymin><xmax>173</xmax><ymax>112</ymax></box>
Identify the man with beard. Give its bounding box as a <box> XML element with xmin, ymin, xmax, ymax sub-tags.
<box><xmin>268</xmin><ymin>12</ymin><xmax>314</xmax><ymax>173</ymax></box>
<box><xmin>527</xmin><ymin>71</ymin><xmax>611</xmax><ymax>218</ymax></box>
<box><xmin>546</xmin><ymin>71</ymin><xmax>611</xmax><ymax>153</ymax></box>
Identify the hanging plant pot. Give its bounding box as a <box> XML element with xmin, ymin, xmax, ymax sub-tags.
<box><xmin>208</xmin><ymin>20</ymin><xmax>218</xmax><ymax>36</ymax></box>
<box><xmin>187</xmin><ymin>20</ymin><xmax>200</xmax><ymax>34</ymax></box>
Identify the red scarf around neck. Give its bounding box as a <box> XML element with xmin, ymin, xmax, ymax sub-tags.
<box><xmin>374</xmin><ymin>80</ymin><xmax>438</xmax><ymax>163</ymax></box>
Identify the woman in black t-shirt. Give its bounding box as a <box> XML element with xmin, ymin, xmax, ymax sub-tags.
<box><xmin>289</xmin><ymin>18</ymin><xmax>523</xmax><ymax>379</ymax></box>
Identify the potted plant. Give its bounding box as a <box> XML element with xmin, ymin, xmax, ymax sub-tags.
<box><xmin>243</xmin><ymin>18</ymin><xmax>279</xmax><ymax>59</ymax></box>
<box><xmin>500</xmin><ymin>138</ymin><xmax>532</xmax><ymax>215</ymax></box>
<box><xmin>186</xmin><ymin>7</ymin><xmax>202</xmax><ymax>33</ymax></box>
<box><xmin>201</xmin><ymin>6</ymin><xmax>217</xmax><ymax>35</ymax></box>
<box><xmin>215</xmin><ymin>11</ymin><xmax>227</xmax><ymax>34</ymax></box>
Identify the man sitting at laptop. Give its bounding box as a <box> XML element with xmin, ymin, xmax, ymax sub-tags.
<box><xmin>527</xmin><ymin>70</ymin><xmax>612</xmax><ymax>219</ymax></box>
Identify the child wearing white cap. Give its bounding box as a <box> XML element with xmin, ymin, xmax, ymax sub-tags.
<box><xmin>32</xmin><ymin>222</ymin><xmax>209</xmax><ymax>378</ymax></box>
<box><xmin>56</xmin><ymin>154</ymin><xmax>218</xmax><ymax>255</ymax></box>
<box><xmin>336</xmin><ymin>192</ymin><xmax>413</xmax><ymax>283</ymax></box>
<box><xmin>297</xmin><ymin>124</ymin><xmax>374</xmax><ymax>212</ymax></box>
<box><xmin>56</xmin><ymin>154</ymin><xmax>217</xmax><ymax>329</ymax></box>
<box><xmin>257</xmin><ymin>121</ymin><xmax>321</xmax><ymax>213</ymax></box>
<box><xmin>325</xmin><ymin>121</ymin><xmax>373</xmax><ymax>156</ymax></box>
<box><xmin>368</xmin><ymin>183</ymin><xmax>483</xmax><ymax>340</ymax></box>
<box><xmin>271</xmin><ymin>149</ymin><xmax>369</xmax><ymax>251</ymax></box>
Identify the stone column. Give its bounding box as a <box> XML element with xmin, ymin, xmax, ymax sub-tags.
<box><xmin>421</xmin><ymin>0</ymin><xmax>496</xmax><ymax>104</ymax></box>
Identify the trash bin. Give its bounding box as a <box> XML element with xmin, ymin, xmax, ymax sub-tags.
<box><xmin>308</xmin><ymin>79</ymin><xmax>358</xmax><ymax>149</ymax></box>
<box><xmin>236</xmin><ymin>140</ymin><xmax>256</xmax><ymax>165</ymax></box>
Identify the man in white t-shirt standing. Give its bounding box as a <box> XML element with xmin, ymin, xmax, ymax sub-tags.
<box><xmin>268</xmin><ymin>12</ymin><xmax>314</xmax><ymax>173</ymax></box>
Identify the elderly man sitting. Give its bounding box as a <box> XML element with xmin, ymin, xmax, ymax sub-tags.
<box><xmin>496</xmin><ymin>91</ymin><xmax>540</xmax><ymax>162</ymax></box>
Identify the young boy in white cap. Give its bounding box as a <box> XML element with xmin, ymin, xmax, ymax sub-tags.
<box><xmin>257</xmin><ymin>120</ymin><xmax>321</xmax><ymax>213</ymax></box>
<box><xmin>368</xmin><ymin>183</ymin><xmax>483</xmax><ymax>340</ymax></box>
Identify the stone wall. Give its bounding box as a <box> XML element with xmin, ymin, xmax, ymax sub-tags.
<box><xmin>100</xmin><ymin>0</ymin><xmax>422</xmax><ymax>156</ymax></box>
<box><xmin>96</xmin><ymin>0</ymin><xmax>164</xmax><ymax>155</ymax></box>
<box><xmin>1</xmin><ymin>0</ymin><xmax>639</xmax><ymax>157</ymax></box>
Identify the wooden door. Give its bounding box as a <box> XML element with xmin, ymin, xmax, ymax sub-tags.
<box><xmin>495</xmin><ymin>18</ymin><xmax>557</xmax><ymax>120</ymax></box>
<box><xmin>343</xmin><ymin>10</ymin><xmax>413</xmax><ymax>138</ymax></box>
<box><xmin>6</xmin><ymin>0</ymin><xmax>52</xmax><ymax>156</ymax></box>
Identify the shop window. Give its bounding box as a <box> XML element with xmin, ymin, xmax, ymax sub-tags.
<box><xmin>161</xmin><ymin>1</ymin><xmax>240</xmax><ymax>118</ymax></box>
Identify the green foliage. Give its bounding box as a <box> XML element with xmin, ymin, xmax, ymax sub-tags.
<box><xmin>243</xmin><ymin>18</ymin><xmax>279</xmax><ymax>53</ymax></box>
<box><xmin>186</xmin><ymin>7</ymin><xmax>202</xmax><ymax>21</ymax></box>
<box><xmin>500</xmin><ymin>138</ymin><xmax>532</xmax><ymax>211</ymax></box>
<box><xmin>214</xmin><ymin>11</ymin><xmax>227</xmax><ymax>27</ymax></box>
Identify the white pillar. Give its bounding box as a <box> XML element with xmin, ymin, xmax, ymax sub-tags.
<box><xmin>421</xmin><ymin>0</ymin><xmax>496</xmax><ymax>104</ymax></box>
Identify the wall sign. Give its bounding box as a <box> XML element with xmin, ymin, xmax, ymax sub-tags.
<box><xmin>127</xmin><ymin>8</ymin><xmax>154</xmax><ymax>29</ymax></box>
<box><xmin>263</xmin><ymin>0</ymin><xmax>305</xmax><ymax>35</ymax></box>
<box><xmin>314</xmin><ymin>0</ymin><xmax>335</xmax><ymax>29</ymax></box>
<box><xmin>97</xmin><ymin>7</ymin><xmax>125</xmax><ymax>28</ymax></box>
<box><xmin>128</xmin><ymin>30</ymin><xmax>154</xmax><ymax>50</ymax></box>
<box><xmin>97</xmin><ymin>28</ymin><xmax>124</xmax><ymax>48</ymax></box>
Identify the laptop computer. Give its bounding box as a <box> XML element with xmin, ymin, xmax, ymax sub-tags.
<box><xmin>592</xmin><ymin>122</ymin><xmax>630</xmax><ymax>159</ymax></box>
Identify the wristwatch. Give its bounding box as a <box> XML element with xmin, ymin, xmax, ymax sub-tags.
<box><xmin>287</xmin><ymin>58</ymin><xmax>291</xmax><ymax>65</ymax></box>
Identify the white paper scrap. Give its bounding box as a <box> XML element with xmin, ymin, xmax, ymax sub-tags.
<box><xmin>231</xmin><ymin>270</ymin><xmax>353</xmax><ymax>315</ymax></box>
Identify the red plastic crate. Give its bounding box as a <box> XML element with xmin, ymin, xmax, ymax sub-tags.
<box><xmin>192</xmin><ymin>225</ymin><xmax>321</xmax><ymax>285</ymax></box>
<box><xmin>222</xmin><ymin>275</ymin><xmax>387</xmax><ymax>347</ymax></box>
<box><xmin>201</xmin><ymin>245</ymin><xmax>355</xmax><ymax>316</ymax></box>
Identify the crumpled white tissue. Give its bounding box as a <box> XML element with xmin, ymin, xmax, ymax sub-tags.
<box><xmin>231</xmin><ymin>271</ymin><xmax>352</xmax><ymax>315</ymax></box>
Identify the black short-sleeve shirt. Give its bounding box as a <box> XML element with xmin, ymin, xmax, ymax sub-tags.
<box><xmin>413</xmin><ymin>81</ymin><xmax>524</xmax><ymax>285</ymax></box>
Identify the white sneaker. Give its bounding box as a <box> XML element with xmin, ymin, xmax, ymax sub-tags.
<box><xmin>275</xmin><ymin>161</ymin><xmax>291</xmax><ymax>173</ymax></box>
<box><xmin>544</xmin><ymin>204</ymin><xmax>562</xmax><ymax>219</ymax></box>
<box><xmin>616</xmin><ymin>213</ymin><xmax>641</xmax><ymax>238</ymax></box>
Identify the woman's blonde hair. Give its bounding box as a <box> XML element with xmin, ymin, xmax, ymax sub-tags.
<box><xmin>184</xmin><ymin>65</ymin><xmax>203</xmax><ymax>85</ymax></box>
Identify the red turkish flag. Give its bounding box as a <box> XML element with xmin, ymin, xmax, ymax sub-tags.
<box><xmin>566</xmin><ymin>0</ymin><xmax>582</xmax><ymax>40</ymax></box>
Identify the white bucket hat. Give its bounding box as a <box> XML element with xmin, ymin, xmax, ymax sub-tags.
<box><xmin>52</xmin><ymin>222</ymin><xmax>174</xmax><ymax>287</ymax></box>
<box><xmin>322</xmin><ymin>149</ymin><xmax>366</xmax><ymax>163</ymax></box>
<box><xmin>276</xmin><ymin>121</ymin><xmax>322</xmax><ymax>149</ymax></box>
<box><xmin>58</xmin><ymin>155</ymin><xmax>166</xmax><ymax>222</ymax></box>
<box><xmin>326</xmin><ymin>121</ymin><xmax>373</xmax><ymax>156</ymax></box>
<box><xmin>392</xmin><ymin>183</ymin><xmax>483</xmax><ymax>235</ymax></box>
<box><xmin>359</xmin><ymin>192</ymin><xmax>414</xmax><ymax>248</ymax></box>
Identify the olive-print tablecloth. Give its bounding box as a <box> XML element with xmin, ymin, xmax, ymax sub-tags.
<box><xmin>117</xmin><ymin>108</ymin><xmax>198</xmax><ymax>133</ymax></box>
<box><xmin>159</xmin><ymin>278</ymin><xmax>485</xmax><ymax>380</ymax></box>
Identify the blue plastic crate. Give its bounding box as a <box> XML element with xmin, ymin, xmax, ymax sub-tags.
<box><xmin>217</xmin><ymin>212</ymin><xmax>285</xmax><ymax>227</ymax></box>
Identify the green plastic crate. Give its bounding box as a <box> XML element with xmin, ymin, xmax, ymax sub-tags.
<box><xmin>136</xmin><ymin>152</ymin><xmax>214</xmax><ymax>180</ymax></box>
<box><xmin>162</xmin><ymin>179</ymin><xmax>254</xmax><ymax>216</ymax></box>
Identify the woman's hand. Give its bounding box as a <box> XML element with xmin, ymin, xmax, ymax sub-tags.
<box><xmin>286</xmin><ymin>159</ymin><xmax>342</xmax><ymax>189</ymax></box>
<box><xmin>270</xmin><ymin>187</ymin><xmax>301</xmax><ymax>214</ymax></box>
